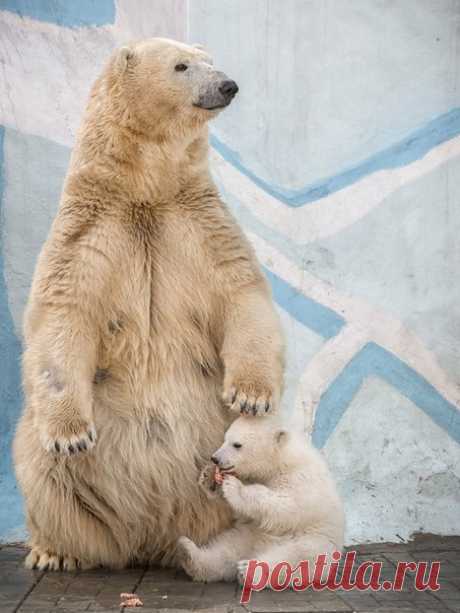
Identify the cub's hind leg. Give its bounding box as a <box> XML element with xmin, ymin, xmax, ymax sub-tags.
<box><xmin>177</xmin><ymin>524</ymin><xmax>255</xmax><ymax>583</ymax></box>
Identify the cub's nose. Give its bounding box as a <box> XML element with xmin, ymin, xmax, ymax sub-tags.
<box><xmin>219</xmin><ymin>80</ymin><xmax>239</xmax><ymax>99</ymax></box>
<box><xmin>211</xmin><ymin>455</ymin><xmax>219</xmax><ymax>465</ymax></box>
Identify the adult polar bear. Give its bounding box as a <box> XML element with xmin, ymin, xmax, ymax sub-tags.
<box><xmin>13</xmin><ymin>38</ymin><xmax>284</xmax><ymax>571</ymax></box>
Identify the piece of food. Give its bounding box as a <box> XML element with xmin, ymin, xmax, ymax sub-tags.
<box><xmin>120</xmin><ymin>593</ymin><xmax>143</xmax><ymax>607</ymax></box>
<box><xmin>214</xmin><ymin>465</ymin><xmax>236</xmax><ymax>485</ymax></box>
<box><xmin>214</xmin><ymin>465</ymin><xmax>224</xmax><ymax>485</ymax></box>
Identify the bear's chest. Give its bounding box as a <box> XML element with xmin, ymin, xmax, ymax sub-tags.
<box><xmin>105</xmin><ymin>207</ymin><xmax>219</xmax><ymax>358</ymax></box>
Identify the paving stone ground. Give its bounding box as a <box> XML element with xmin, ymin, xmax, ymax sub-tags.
<box><xmin>1</xmin><ymin>535</ymin><xmax>459</xmax><ymax>612</ymax></box>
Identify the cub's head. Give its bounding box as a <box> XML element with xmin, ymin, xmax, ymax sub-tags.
<box><xmin>110</xmin><ymin>38</ymin><xmax>238</xmax><ymax>135</ymax></box>
<box><xmin>211</xmin><ymin>416</ymin><xmax>289</xmax><ymax>482</ymax></box>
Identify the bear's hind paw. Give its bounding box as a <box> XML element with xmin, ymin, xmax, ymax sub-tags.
<box><xmin>25</xmin><ymin>546</ymin><xmax>87</xmax><ymax>572</ymax></box>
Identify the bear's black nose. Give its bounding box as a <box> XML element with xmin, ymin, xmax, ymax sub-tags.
<box><xmin>211</xmin><ymin>455</ymin><xmax>219</xmax><ymax>465</ymax></box>
<box><xmin>219</xmin><ymin>80</ymin><xmax>239</xmax><ymax>99</ymax></box>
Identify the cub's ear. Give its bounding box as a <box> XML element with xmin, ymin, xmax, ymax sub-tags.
<box><xmin>192</xmin><ymin>43</ymin><xmax>205</xmax><ymax>50</ymax></box>
<box><xmin>275</xmin><ymin>429</ymin><xmax>289</xmax><ymax>445</ymax></box>
<box><xmin>117</xmin><ymin>46</ymin><xmax>135</xmax><ymax>72</ymax></box>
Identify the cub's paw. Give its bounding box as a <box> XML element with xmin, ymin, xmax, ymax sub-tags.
<box><xmin>237</xmin><ymin>559</ymin><xmax>251</xmax><ymax>586</ymax></box>
<box><xmin>221</xmin><ymin>475</ymin><xmax>243</xmax><ymax>507</ymax></box>
<box><xmin>223</xmin><ymin>383</ymin><xmax>275</xmax><ymax>416</ymax></box>
<box><xmin>238</xmin><ymin>559</ymin><xmax>266</xmax><ymax>587</ymax></box>
<box><xmin>41</xmin><ymin>418</ymin><xmax>97</xmax><ymax>456</ymax></box>
<box><xmin>25</xmin><ymin>546</ymin><xmax>84</xmax><ymax>571</ymax></box>
<box><xmin>176</xmin><ymin>536</ymin><xmax>195</xmax><ymax>564</ymax></box>
<box><xmin>198</xmin><ymin>463</ymin><xmax>219</xmax><ymax>498</ymax></box>
<box><xmin>176</xmin><ymin>536</ymin><xmax>201</xmax><ymax>580</ymax></box>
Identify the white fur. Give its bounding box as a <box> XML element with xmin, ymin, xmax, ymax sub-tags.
<box><xmin>177</xmin><ymin>416</ymin><xmax>344</xmax><ymax>584</ymax></box>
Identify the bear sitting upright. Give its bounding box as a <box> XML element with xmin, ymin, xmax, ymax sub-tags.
<box><xmin>14</xmin><ymin>38</ymin><xmax>284</xmax><ymax>571</ymax></box>
<box><xmin>177</xmin><ymin>416</ymin><xmax>344</xmax><ymax>584</ymax></box>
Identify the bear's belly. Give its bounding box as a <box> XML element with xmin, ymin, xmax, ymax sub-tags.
<box><xmin>89</xmin><ymin>322</ymin><xmax>231</xmax><ymax>536</ymax></box>
<box><xmin>92</xmin><ymin>327</ymin><xmax>228</xmax><ymax>487</ymax></box>
<box><xmin>76</xmin><ymin>381</ymin><xmax>231</xmax><ymax>558</ymax></box>
<box><xmin>76</xmin><ymin>261</ymin><xmax>232</xmax><ymax>555</ymax></box>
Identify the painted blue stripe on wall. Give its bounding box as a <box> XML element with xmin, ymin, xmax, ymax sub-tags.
<box><xmin>263</xmin><ymin>265</ymin><xmax>460</xmax><ymax>448</ymax></box>
<box><xmin>211</xmin><ymin>107</ymin><xmax>460</xmax><ymax>207</ymax></box>
<box><xmin>263</xmin><ymin>267</ymin><xmax>345</xmax><ymax>340</ymax></box>
<box><xmin>312</xmin><ymin>342</ymin><xmax>460</xmax><ymax>448</ymax></box>
<box><xmin>0</xmin><ymin>0</ymin><xmax>115</xmax><ymax>27</ymax></box>
<box><xmin>0</xmin><ymin>125</ymin><xmax>25</xmax><ymax>540</ymax></box>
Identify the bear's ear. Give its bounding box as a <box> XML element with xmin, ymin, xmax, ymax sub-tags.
<box><xmin>117</xmin><ymin>46</ymin><xmax>135</xmax><ymax>72</ymax></box>
<box><xmin>193</xmin><ymin>43</ymin><xmax>213</xmax><ymax>65</ymax></box>
<box><xmin>275</xmin><ymin>429</ymin><xmax>289</xmax><ymax>445</ymax></box>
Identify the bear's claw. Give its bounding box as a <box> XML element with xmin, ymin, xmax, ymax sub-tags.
<box><xmin>224</xmin><ymin>386</ymin><xmax>273</xmax><ymax>416</ymax></box>
<box><xmin>42</xmin><ymin>421</ymin><xmax>97</xmax><ymax>456</ymax></box>
<box><xmin>25</xmin><ymin>546</ymin><xmax>87</xmax><ymax>571</ymax></box>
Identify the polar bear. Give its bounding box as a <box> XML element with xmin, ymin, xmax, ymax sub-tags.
<box><xmin>177</xmin><ymin>416</ymin><xmax>344</xmax><ymax>584</ymax></box>
<box><xmin>13</xmin><ymin>38</ymin><xmax>284</xmax><ymax>571</ymax></box>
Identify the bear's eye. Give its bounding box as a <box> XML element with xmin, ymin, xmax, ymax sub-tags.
<box><xmin>175</xmin><ymin>63</ymin><xmax>188</xmax><ymax>72</ymax></box>
<box><xmin>233</xmin><ymin>442</ymin><xmax>242</xmax><ymax>449</ymax></box>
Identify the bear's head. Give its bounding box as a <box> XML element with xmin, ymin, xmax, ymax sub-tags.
<box><xmin>108</xmin><ymin>38</ymin><xmax>238</xmax><ymax>137</ymax></box>
<box><xmin>211</xmin><ymin>416</ymin><xmax>289</xmax><ymax>482</ymax></box>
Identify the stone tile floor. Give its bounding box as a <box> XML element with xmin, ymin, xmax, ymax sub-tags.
<box><xmin>1</xmin><ymin>535</ymin><xmax>459</xmax><ymax>612</ymax></box>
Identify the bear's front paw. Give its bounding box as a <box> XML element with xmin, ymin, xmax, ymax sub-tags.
<box><xmin>223</xmin><ymin>381</ymin><xmax>275</xmax><ymax>416</ymax></box>
<box><xmin>221</xmin><ymin>475</ymin><xmax>243</xmax><ymax>507</ymax></box>
<box><xmin>40</xmin><ymin>417</ymin><xmax>97</xmax><ymax>456</ymax></box>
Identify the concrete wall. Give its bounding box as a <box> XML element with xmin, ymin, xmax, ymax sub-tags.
<box><xmin>0</xmin><ymin>0</ymin><xmax>459</xmax><ymax>545</ymax></box>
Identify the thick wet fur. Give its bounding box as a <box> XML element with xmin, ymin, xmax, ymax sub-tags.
<box><xmin>13</xmin><ymin>38</ymin><xmax>284</xmax><ymax>570</ymax></box>
<box><xmin>177</xmin><ymin>417</ymin><xmax>344</xmax><ymax>585</ymax></box>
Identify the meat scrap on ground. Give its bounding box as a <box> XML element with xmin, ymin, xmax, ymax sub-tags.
<box><xmin>120</xmin><ymin>592</ymin><xmax>143</xmax><ymax>607</ymax></box>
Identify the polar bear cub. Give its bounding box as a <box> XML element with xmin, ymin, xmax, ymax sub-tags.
<box><xmin>177</xmin><ymin>416</ymin><xmax>344</xmax><ymax>584</ymax></box>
